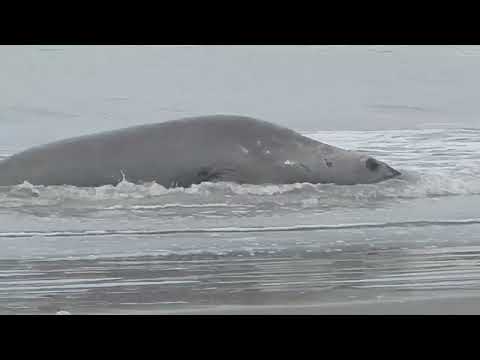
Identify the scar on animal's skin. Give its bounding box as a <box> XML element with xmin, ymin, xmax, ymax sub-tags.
<box><xmin>324</xmin><ymin>159</ymin><xmax>333</xmax><ymax>167</ymax></box>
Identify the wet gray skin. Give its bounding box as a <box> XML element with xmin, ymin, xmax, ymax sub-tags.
<box><xmin>0</xmin><ymin>115</ymin><xmax>401</xmax><ymax>187</ymax></box>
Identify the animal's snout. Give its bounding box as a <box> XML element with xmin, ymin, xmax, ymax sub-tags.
<box><xmin>387</xmin><ymin>165</ymin><xmax>401</xmax><ymax>178</ymax></box>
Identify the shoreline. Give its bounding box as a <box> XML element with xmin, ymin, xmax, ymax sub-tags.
<box><xmin>90</xmin><ymin>295</ymin><xmax>480</xmax><ymax>315</ymax></box>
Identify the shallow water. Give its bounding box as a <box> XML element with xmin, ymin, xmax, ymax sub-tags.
<box><xmin>1</xmin><ymin>45</ymin><xmax>480</xmax><ymax>314</ymax></box>
<box><xmin>1</xmin><ymin>128</ymin><xmax>480</xmax><ymax>314</ymax></box>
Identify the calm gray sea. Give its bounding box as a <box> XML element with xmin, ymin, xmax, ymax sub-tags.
<box><xmin>1</xmin><ymin>45</ymin><xmax>480</xmax><ymax>314</ymax></box>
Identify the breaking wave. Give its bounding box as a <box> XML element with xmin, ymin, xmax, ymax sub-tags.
<box><xmin>1</xmin><ymin>170</ymin><xmax>480</xmax><ymax>208</ymax></box>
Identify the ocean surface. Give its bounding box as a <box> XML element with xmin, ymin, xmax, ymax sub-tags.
<box><xmin>1</xmin><ymin>45</ymin><xmax>480</xmax><ymax>314</ymax></box>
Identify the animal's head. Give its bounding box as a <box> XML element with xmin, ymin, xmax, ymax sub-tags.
<box><xmin>306</xmin><ymin>150</ymin><xmax>401</xmax><ymax>185</ymax></box>
<box><xmin>358</xmin><ymin>155</ymin><xmax>401</xmax><ymax>184</ymax></box>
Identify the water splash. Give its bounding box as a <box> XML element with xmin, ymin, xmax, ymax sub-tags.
<box><xmin>1</xmin><ymin>128</ymin><xmax>480</xmax><ymax>212</ymax></box>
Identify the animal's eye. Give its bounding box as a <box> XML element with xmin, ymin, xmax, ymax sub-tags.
<box><xmin>197</xmin><ymin>167</ymin><xmax>213</xmax><ymax>180</ymax></box>
<box><xmin>198</xmin><ymin>169</ymin><xmax>209</xmax><ymax>177</ymax></box>
<box><xmin>365</xmin><ymin>158</ymin><xmax>379</xmax><ymax>171</ymax></box>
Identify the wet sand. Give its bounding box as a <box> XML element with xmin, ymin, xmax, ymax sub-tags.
<box><xmin>94</xmin><ymin>295</ymin><xmax>480</xmax><ymax>315</ymax></box>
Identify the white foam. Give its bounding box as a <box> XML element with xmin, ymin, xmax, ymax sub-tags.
<box><xmin>56</xmin><ymin>310</ymin><xmax>71</xmax><ymax>315</ymax></box>
<box><xmin>104</xmin><ymin>203</ymin><xmax>245</xmax><ymax>210</ymax></box>
<box><xmin>2</xmin><ymin>171</ymin><xmax>480</xmax><ymax>207</ymax></box>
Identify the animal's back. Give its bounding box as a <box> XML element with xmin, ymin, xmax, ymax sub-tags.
<box><xmin>0</xmin><ymin>115</ymin><xmax>312</xmax><ymax>187</ymax></box>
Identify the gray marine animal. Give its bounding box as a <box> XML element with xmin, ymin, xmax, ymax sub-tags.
<box><xmin>0</xmin><ymin>115</ymin><xmax>401</xmax><ymax>187</ymax></box>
